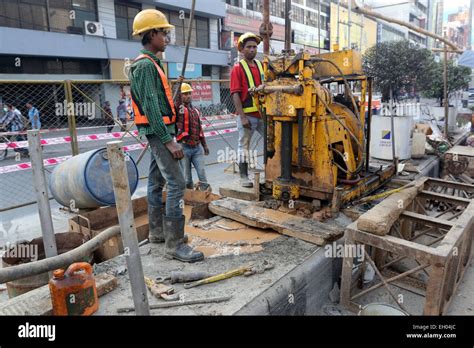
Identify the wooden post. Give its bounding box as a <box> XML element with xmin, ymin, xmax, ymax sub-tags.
<box><xmin>64</xmin><ymin>80</ymin><xmax>79</xmax><ymax>156</ymax></box>
<box><xmin>263</xmin><ymin>0</ymin><xmax>270</xmax><ymax>55</ymax></box>
<box><xmin>28</xmin><ymin>130</ymin><xmax>58</xmax><ymax>259</ymax></box>
<box><xmin>107</xmin><ymin>141</ymin><xmax>150</xmax><ymax>315</ymax></box>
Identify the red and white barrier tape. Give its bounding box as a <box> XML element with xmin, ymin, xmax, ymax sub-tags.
<box><xmin>0</xmin><ymin>127</ymin><xmax>238</xmax><ymax>175</ymax></box>
<box><xmin>0</xmin><ymin>114</ymin><xmax>236</xmax><ymax>137</ymax></box>
<box><xmin>0</xmin><ymin>121</ymin><xmax>236</xmax><ymax>151</ymax></box>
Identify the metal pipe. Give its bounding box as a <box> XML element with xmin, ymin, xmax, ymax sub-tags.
<box><xmin>365</xmin><ymin>77</ymin><xmax>373</xmax><ymax>172</ymax></box>
<box><xmin>285</xmin><ymin>0</ymin><xmax>291</xmax><ymax>51</ymax></box>
<box><xmin>107</xmin><ymin>141</ymin><xmax>150</xmax><ymax>316</ymax></box>
<box><xmin>263</xmin><ymin>107</ymin><xmax>268</xmax><ymax>164</ymax></box>
<box><xmin>444</xmin><ymin>42</ymin><xmax>449</xmax><ymax>138</ymax></box>
<box><xmin>280</xmin><ymin>122</ymin><xmax>293</xmax><ymax>181</ymax></box>
<box><xmin>0</xmin><ymin>226</ymin><xmax>120</xmax><ymax>284</ymax></box>
<box><xmin>297</xmin><ymin>108</ymin><xmax>303</xmax><ymax>168</ymax></box>
<box><xmin>28</xmin><ymin>130</ymin><xmax>58</xmax><ymax>260</ymax></box>
<box><xmin>251</xmin><ymin>84</ymin><xmax>303</xmax><ymax>95</ymax></box>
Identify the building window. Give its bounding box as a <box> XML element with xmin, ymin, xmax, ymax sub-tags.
<box><xmin>202</xmin><ymin>65</ymin><xmax>212</xmax><ymax>77</ymax></box>
<box><xmin>115</xmin><ymin>1</ymin><xmax>141</xmax><ymax>40</ymax></box>
<box><xmin>0</xmin><ymin>55</ymin><xmax>102</xmax><ymax>74</ymax></box>
<box><xmin>247</xmin><ymin>0</ymin><xmax>261</xmax><ymax>11</ymax></box>
<box><xmin>291</xmin><ymin>5</ymin><xmax>305</xmax><ymax>24</ymax></box>
<box><xmin>167</xmin><ymin>9</ymin><xmax>210</xmax><ymax>49</ymax></box>
<box><xmin>49</xmin><ymin>0</ymin><xmax>98</xmax><ymax>34</ymax></box>
<box><xmin>226</xmin><ymin>0</ymin><xmax>243</xmax><ymax>7</ymax></box>
<box><xmin>196</xmin><ymin>17</ymin><xmax>209</xmax><ymax>48</ymax></box>
<box><xmin>270</xmin><ymin>0</ymin><xmax>285</xmax><ymax>18</ymax></box>
<box><xmin>0</xmin><ymin>0</ymin><xmax>48</xmax><ymax>31</ymax></box>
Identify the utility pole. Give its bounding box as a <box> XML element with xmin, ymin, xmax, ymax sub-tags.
<box><xmin>348</xmin><ymin>0</ymin><xmax>352</xmax><ymax>49</ymax></box>
<box><xmin>318</xmin><ymin>0</ymin><xmax>321</xmax><ymax>53</ymax></box>
<box><xmin>285</xmin><ymin>0</ymin><xmax>291</xmax><ymax>51</ymax></box>
<box><xmin>263</xmin><ymin>0</ymin><xmax>270</xmax><ymax>55</ymax></box>
<box><xmin>444</xmin><ymin>41</ymin><xmax>449</xmax><ymax>138</ymax></box>
<box><xmin>337</xmin><ymin>0</ymin><xmax>340</xmax><ymax>47</ymax></box>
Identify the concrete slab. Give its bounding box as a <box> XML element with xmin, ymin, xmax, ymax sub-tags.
<box><xmin>93</xmin><ymin>236</ymin><xmax>326</xmax><ymax>315</ymax></box>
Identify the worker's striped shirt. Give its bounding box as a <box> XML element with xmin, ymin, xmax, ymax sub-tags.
<box><xmin>130</xmin><ymin>49</ymin><xmax>175</xmax><ymax>144</ymax></box>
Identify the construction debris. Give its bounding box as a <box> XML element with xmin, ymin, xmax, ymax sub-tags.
<box><xmin>116</xmin><ymin>296</ymin><xmax>232</xmax><ymax>313</ymax></box>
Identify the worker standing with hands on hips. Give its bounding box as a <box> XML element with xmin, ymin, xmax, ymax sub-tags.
<box><xmin>129</xmin><ymin>9</ymin><xmax>204</xmax><ymax>263</ymax></box>
<box><xmin>230</xmin><ymin>32</ymin><xmax>264</xmax><ymax>188</ymax></box>
<box><xmin>175</xmin><ymin>78</ymin><xmax>211</xmax><ymax>191</ymax></box>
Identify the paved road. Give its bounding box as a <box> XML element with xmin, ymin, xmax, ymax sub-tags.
<box><xmin>0</xmin><ymin>120</ymin><xmax>263</xmax><ymax>211</ymax></box>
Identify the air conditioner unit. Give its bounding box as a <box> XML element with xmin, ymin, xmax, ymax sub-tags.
<box><xmin>84</xmin><ymin>21</ymin><xmax>104</xmax><ymax>37</ymax></box>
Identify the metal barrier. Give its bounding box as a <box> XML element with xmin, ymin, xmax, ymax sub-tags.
<box><xmin>0</xmin><ymin>79</ymin><xmax>264</xmax><ymax>211</ymax></box>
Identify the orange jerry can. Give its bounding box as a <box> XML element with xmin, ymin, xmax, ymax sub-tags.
<box><xmin>49</xmin><ymin>262</ymin><xmax>99</xmax><ymax>316</ymax></box>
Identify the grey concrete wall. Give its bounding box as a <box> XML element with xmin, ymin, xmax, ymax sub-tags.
<box><xmin>235</xmin><ymin>247</ymin><xmax>341</xmax><ymax>315</ymax></box>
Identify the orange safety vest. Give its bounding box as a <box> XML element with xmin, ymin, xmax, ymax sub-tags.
<box><xmin>176</xmin><ymin>105</ymin><xmax>203</xmax><ymax>141</ymax></box>
<box><xmin>131</xmin><ymin>54</ymin><xmax>176</xmax><ymax>126</ymax></box>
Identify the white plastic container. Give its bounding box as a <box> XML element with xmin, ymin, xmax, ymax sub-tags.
<box><xmin>370</xmin><ymin>115</ymin><xmax>414</xmax><ymax>160</ymax></box>
<box><xmin>411</xmin><ymin>131</ymin><xmax>426</xmax><ymax>159</ymax></box>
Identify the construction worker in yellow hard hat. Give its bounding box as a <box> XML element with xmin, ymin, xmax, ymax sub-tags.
<box><xmin>175</xmin><ymin>79</ymin><xmax>210</xmax><ymax>192</ymax></box>
<box><xmin>129</xmin><ymin>9</ymin><xmax>204</xmax><ymax>263</ymax></box>
<box><xmin>237</xmin><ymin>32</ymin><xmax>262</xmax><ymax>52</ymax></box>
<box><xmin>231</xmin><ymin>32</ymin><xmax>264</xmax><ymax>188</ymax></box>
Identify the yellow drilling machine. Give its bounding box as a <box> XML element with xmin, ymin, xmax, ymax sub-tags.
<box><xmin>250</xmin><ymin>49</ymin><xmax>395</xmax><ymax>210</ymax></box>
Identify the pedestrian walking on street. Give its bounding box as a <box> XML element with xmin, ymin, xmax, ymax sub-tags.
<box><xmin>0</xmin><ymin>104</ymin><xmax>29</xmax><ymax>157</ymax></box>
<box><xmin>26</xmin><ymin>102</ymin><xmax>41</xmax><ymax>130</ymax></box>
<box><xmin>117</xmin><ymin>99</ymin><xmax>128</xmax><ymax>131</ymax></box>
<box><xmin>103</xmin><ymin>101</ymin><xmax>114</xmax><ymax>133</ymax></box>
<box><xmin>130</xmin><ymin>9</ymin><xmax>203</xmax><ymax>263</ymax></box>
<box><xmin>176</xmin><ymin>80</ymin><xmax>210</xmax><ymax>191</ymax></box>
<box><xmin>231</xmin><ymin>32</ymin><xmax>264</xmax><ymax>188</ymax></box>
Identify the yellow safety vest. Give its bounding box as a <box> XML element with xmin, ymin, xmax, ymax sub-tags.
<box><xmin>239</xmin><ymin>59</ymin><xmax>264</xmax><ymax>114</ymax></box>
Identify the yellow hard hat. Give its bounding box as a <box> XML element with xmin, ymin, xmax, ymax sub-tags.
<box><xmin>237</xmin><ymin>32</ymin><xmax>262</xmax><ymax>51</ymax></box>
<box><xmin>132</xmin><ymin>9</ymin><xmax>174</xmax><ymax>36</ymax></box>
<box><xmin>181</xmin><ymin>83</ymin><xmax>193</xmax><ymax>94</ymax></box>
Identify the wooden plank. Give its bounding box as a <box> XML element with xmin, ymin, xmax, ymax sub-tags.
<box><xmin>426</xmin><ymin>178</ymin><xmax>474</xmax><ymax>194</ymax></box>
<box><xmin>208</xmin><ymin>197</ymin><xmax>343</xmax><ymax>245</ymax></box>
<box><xmin>445</xmin><ymin>145</ymin><xmax>474</xmax><ymax>157</ymax></box>
<box><xmin>401</xmin><ymin>211</ymin><xmax>455</xmax><ymax>230</ymax></box>
<box><xmin>219</xmin><ymin>187</ymin><xmax>258</xmax><ymax>201</ymax></box>
<box><xmin>418</xmin><ymin>190</ymin><xmax>471</xmax><ymax>206</ymax></box>
<box><xmin>346</xmin><ymin>227</ymin><xmax>436</xmax><ymax>264</ymax></box>
<box><xmin>356</xmin><ymin>178</ymin><xmax>427</xmax><ymax>236</ymax></box>
<box><xmin>0</xmin><ymin>273</ymin><xmax>118</xmax><ymax>316</ymax></box>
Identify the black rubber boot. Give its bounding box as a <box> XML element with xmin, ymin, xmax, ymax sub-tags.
<box><xmin>148</xmin><ymin>206</ymin><xmax>187</xmax><ymax>243</ymax></box>
<box><xmin>148</xmin><ymin>205</ymin><xmax>164</xmax><ymax>243</ymax></box>
<box><xmin>163</xmin><ymin>215</ymin><xmax>204</xmax><ymax>263</ymax></box>
<box><xmin>239</xmin><ymin>162</ymin><xmax>253</xmax><ymax>188</ymax></box>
